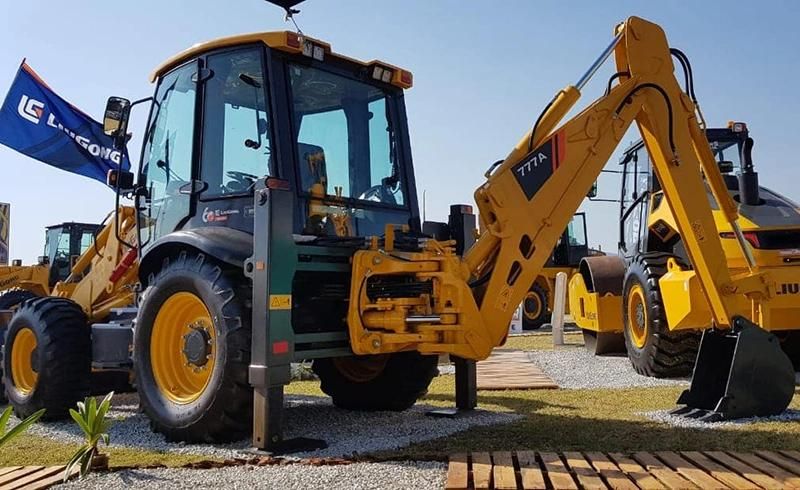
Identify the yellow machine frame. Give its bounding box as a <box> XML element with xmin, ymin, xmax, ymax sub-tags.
<box><xmin>49</xmin><ymin>206</ymin><xmax>138</xmax><ymax>322</ymax></box>
<box><xmin>344</xmin><ymin>17</ymin><xmax>800</xmax><ymax>361</ymax></box>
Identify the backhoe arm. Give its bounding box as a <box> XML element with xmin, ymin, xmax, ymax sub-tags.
<box><xmin>347</xmin><ymin>16</ymin><xmax>759</xmax><ymax>360</ymax></box>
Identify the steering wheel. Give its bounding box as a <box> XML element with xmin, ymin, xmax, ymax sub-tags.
<box><xmin>224</xmin><ymin>171</ymin><xmax>259</xmax><ymax>193</ymax></box>
<box><xmin>357</xmin><ymin>184</ymin><xmax>398</xmax><ymax>206</ymax></box>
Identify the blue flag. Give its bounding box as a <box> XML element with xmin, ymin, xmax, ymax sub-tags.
<box><xmin>0</xmin><ymin>62</ymin><xmax>130</xmax><ymax>185</ymax></box>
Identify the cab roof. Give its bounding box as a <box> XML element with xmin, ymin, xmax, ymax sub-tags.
<box><xmin>150</xmin><ymin>31</ymin><xmax>413</xmax><ymax>89</ymax></box>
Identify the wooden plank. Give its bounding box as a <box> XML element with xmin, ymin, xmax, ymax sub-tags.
<box><xmin>781</xmin><ymin>451</ymin><xmax>800</xmax><ymax>465</ymax></box>
<box><xmin>540</xmin><ymin>452</ymin><xmax>577</xmax><ymax>490</ymax></box>
<box><xmin>472</xmin><ymin>452</ymin><xmax>493</xmax><ymax>490</ymax></box>
<box><xmin>655</xmin><ymin>451</ymin><xmax>729</xmax><ymax>489</ymax></box>
<box><xmin>585</xmin><ymin>453</ymin><xmax>638</xmax><ymax>490</ymax></box>
<box><xmin>516</xmin><ymin>451</ymin><xmax>546</xmax><ymax>490</ymax></box>
<box><xmin>1</xmin><ymin>466</ymin><xmax>64</xmax><ymax>490</ymax></box>
<box><xmin>445</xmin><ymin>453</ymin><xmax>469</xmax><ymax>490</ymax></box>
<box><xmin>633</xmin><ymin>452</ymin><xmax>698</xmax><ymax>490</ymax></box>
<box><xmin>680</xmin><ymin>452</ymin><xmax>758</xmax><ymax>490</ymax></box>
<box><xmin>16</xmin><ymin>466</ymin><xmax>78</xmax><ymax>490</ymax></box>
<box><xmin>755</xmin><ymin>451</ymin><xmax>800</xmax><ymax>477</ymax></box>
<box><xmin>608</xmin><ymin>453</ymin><xmax>665</xmax><ymax>490</ymax></box>
<box><xmin>0</xmin><ymin>469</ymin><xmax>44</xmax><ymax>488</ymax></box>
<box><xmin>477</xmin><ymin>351</ymin><xmax>559</xmax><ymax>390</ymax></box>
<box><xmin>727</xmin><ymin>452</ymin><xmax>800</xmax><ymax>489</ymax></box>
<box><xmin>562</xmin><ymin>452</ymin><xmax>608</xmax><ymax>490</ymax></box>
<box><xmin>0</xmin><ymin>470</ymin><xmax>21</xmax><ymax>479</ymax></box>
<box><xmin>492</xmin><ymin>451</ymin><xmax>518</xmax><ymax>490</ymax></box>
<box><xmin>705</xmin><ymin>452</ymin><xmax>783</xmax><ymax>490</ymax></box>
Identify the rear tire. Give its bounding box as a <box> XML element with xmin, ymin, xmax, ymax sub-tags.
<box><xmin>134</xmin><ymin>251</ymin><xmax>252</xmax><ymax>443</ymax></box>
<box><xmin>522</xmin><ymin>283</ymin><xmax>550</xmax><ymax>330</ymax></box>
<box><xmin>0</xmin><ymin>288</ymin><xmax>41</xmax><ymax>404</ymax></box>
<box><xmin>3</xmin><ymin>297</ymin><xmax>91</xmax><ymax>419</ymax></box>
<box><xmin>313</xmin><ymin>351</ymin><xmax>438</xmax><ymax>411</ymax></box>
<box><xmin>623</xmin><ymin>253</ymin><xmax>699</xmax><ymax>378</ymax></box>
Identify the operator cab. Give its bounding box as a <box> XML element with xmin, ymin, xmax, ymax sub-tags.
<box><xmin>42</xmin><ymin>223</ymin><xmax>100</xmax><ymax>286</ymax></box>
<box><xmin>618</xmin><ymin>123</ymin><xmax>800</xmax><ymax>260</ymax></box>
<box><xmin>111</xmin><ymin>32</ymin><xmax>419</xmax><ymax>251</ymax></box>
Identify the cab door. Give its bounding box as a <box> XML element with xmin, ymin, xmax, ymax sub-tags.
<box><xmin>139</xmin><ymin>60</ymin><xmax>200</xmax><ymax>245</ymax></box>
<box><xmin>619</xmin><ymin>148</ymin><xmax>651</xmax><ymax>260</ymax></box>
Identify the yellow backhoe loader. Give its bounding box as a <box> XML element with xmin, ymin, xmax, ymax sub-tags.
<box><xmin>1</xmin><ymin>206</ymin><xmax>138</xmax><ymax>415</ymax></box>
<box><xmin>97</xmin><ymin>10</ymin><xmax>795</xmax><ymax>449</ymax></box>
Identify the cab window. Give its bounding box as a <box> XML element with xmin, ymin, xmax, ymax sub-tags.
<box><xmin>290</xmin><ymin>64</ymin><xmax>405</xmax><ymax>207</ymax></box>
<box><xmin>200</xmin><ymin>48</ymin><xmax>271</xmax><ymax>198</ymax></box>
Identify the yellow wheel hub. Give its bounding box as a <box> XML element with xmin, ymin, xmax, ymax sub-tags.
<box><xmin>151</xmin><ymin>292</ymin><xmax>216</xmax><ymax>404</ymax></box>
<box><xmin>10</xmin><ymin>327</ymin><xmax>38</xmax><ymax>395</ymax></box>
<box><xmin>523</xmin><ymin>291</ymin><xmax>543</xmax><ymax>320</ymax></box>
<box><xmin>627</xmin><ymin>284</ymin><xmax>648</xmax><ymax>349</ymax></box>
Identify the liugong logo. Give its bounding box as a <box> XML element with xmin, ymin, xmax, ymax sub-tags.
<box><xmin>17</xmin><ymin>94</ymin><xmax>45</xmax><ymax>124</ymax></box>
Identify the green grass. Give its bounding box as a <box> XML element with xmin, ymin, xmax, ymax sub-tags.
<box><xmin>289</xmin><ymin>373</ymin><xmax>800</xmax><ymax>459</ymax></box>
<box><xmin>0</xmin><ymin>431</ymin><xmax>210</xmax><ymax>468</ymax></box>
<box><xmin>502</xmin><ymin>331</ymin><xmax>584</xmax><ymax>351</ymax></box>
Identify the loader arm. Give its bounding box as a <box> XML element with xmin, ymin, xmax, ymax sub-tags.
<box><xmin>347</xmin><ymin>16</ymin><xmax>767</xmax><ymax>361</ymax></box>
<box><xmin>51</xmin><ymin>206</ymin><xmax>138</xmax><ymax>322</ymax></box>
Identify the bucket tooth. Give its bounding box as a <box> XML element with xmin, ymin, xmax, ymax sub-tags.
<box><xmin>674</xmin><ymin>316</ymin><xmax>795</xmax><ymax>421</ymax></box>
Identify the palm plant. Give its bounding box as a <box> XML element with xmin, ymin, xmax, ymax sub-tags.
<box><xmin>64</xmin><ymin>392</ymin><xmax>114</xmax><ymax>480</ymax></box>
<box><xmin>0</xmin><ymin>406</ymin><xmax>45</xmax><ymax>447</ymax></box>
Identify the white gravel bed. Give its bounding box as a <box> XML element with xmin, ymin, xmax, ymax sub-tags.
<box><xmin>15</xmin><ymin>392</ymin><xmax>519</xmax><ymax>460</ymax></box>
<box><xmin>528</xmin><ymin>346</ymin><xmax>690</xmax><ymax>389</ymax></box>
<box><xmin>642</xmin><ymin>408</ymin><xmax>800</xmax><ymax>429</ymax></box>
<box><xmin>57</xmin><ymin>461</ymin><xmax>446</xmax><ymax>490</ymax></box>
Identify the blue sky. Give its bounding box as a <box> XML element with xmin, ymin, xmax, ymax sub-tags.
<box><xmin>1</xmin><ymin>1</ymin><xmax>799</xmax><ymax>262</ymax></box>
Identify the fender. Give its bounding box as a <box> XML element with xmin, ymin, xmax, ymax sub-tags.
<box><xmin>139</xmin><ymin>227</ymin><xmax>253</xmax><ymax>284</ymax></box>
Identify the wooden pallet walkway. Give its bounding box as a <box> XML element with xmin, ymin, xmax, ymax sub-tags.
<box><xmin>445</xmin><ymin>451</ymin><xmax>800</xmax><ymax>489</ymax></box>
<box><xmin>0</xmin><ymin>466</ymin><xmax>77</xmax><ymax>490</ymax></box>
<box><xmin>476</xmin><ymin>350</ymin><xmax>558</xmax><ymax>390</ymax></box>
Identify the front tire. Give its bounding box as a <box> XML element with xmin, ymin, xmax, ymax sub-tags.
<box><xmin>0</xmin><ymin>288</ymin><xmax>41</xmax><ymax>404</ymax></box>
<box><xmin>522</xmin><ymin>283</ymin><xmax>550</xmax><ymax>330</ymax></box>
<box><xmin>3</xmin><ymin>297</ymin><xmax>91</xmax><ymax>419</ymax></box>
<box><xmin>134</xmin><ymin>251</ymin><xmax>252</xmax><ymax>443</ymax></box>
<box><xmin>623</xmin><ymin>253</ymin><xmax>699</xmax><ymax>378</ymax></box>
<box><xmin>313</xmin><ymin>351</ymin><xmax>438</xmax><ymax>411</ymax></box>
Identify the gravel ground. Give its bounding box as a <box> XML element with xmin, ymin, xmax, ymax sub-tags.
<box><xmin>17</xmin><ymin>392</ymin><xmax>520</xmax><ymax>460</ymax></box>
<box><xmin>57</xmin><ymin>461</ymin><xmax>446</xmax><ymax>490</ymax></box>
<box><xmin>642</xmin><ymin>409</ymin><xmax>800</xmax><ymax>429</ymax></box>
<box><xmin>528</xmin><ymin>346</ymin><xmax>689</xmax><ymax>389</ymax></box>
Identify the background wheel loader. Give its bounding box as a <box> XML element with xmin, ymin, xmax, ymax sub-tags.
<box><xmin>1</xmin><ymin>206</ymin><xmax>138</xmax><ymax>416</ymax></box>
<box><xmin>97</xmin><ymin>11</ymin><xmax>796</xmax><ymax>450</ymax></box>
<box><xmin>570</xmin><ymin>122</ymin><xmax>800</xmax><ymax>377</ymax></box>
<box><xmin>0</xmin><ymin>221</ymin><xmax>100</xmax><ymax>303</ymax></box>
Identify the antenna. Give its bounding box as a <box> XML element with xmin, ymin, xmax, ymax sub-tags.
<box><xmin>264</xmin><ymin>0</ymin><xmax>305</xmax><ymax>34</ymax></box>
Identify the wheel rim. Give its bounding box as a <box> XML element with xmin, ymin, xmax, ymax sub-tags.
<box><xmin>10</xmin><ymin>327</ymin><xmax>38</xmax><ymax>395</ymax></box>
<box><xmin>627</xmin><ymin>284</ymin><xmax>648</xmax><ymax>349</ymax></box>
<box><xmin>332</xmin><ymin>355</ymin><xmax>390</xmax><ymax>383</ymax></box>
<box><xmin>523</xmin><ymin>291</ymin><xmax>543</xmax><ymax>320</ymax></box>
<box><xmin>151</xmin><ymin>292</ymin><xmax>217</xmax><ymax>405</ymax></box>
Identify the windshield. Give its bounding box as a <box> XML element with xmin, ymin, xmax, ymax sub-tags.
<box><xmin>709</xmin><ymin>138</ymin><xmax>743</xmax><ymax>172</ymax></box>
<box><xmin>289</xmin><ymin>64</ymin><xmax>405</xmax><ymax>207</ymax></box>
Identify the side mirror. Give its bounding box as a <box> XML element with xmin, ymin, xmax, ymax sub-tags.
<box><xmin>103</xmin><ymin>96</ymin><xmax>131</xmax><ymax>149</ymax></box>
<box><xmin>718</xmin><ymin>160</ymin><xmax>734</xmax><ymax>174</ymax></box>
<box><xmin>11</xmin><ymin>259</ymin><xmax>22</xmax><ymax>267</ymax></box>
<box><xmin>587</xmin><ymin>181</ymin><xmax>598</xmax><ymax>199</ymax></box>
<box><xmin>37</xmin><ymin>255</ymin><xmax>49</xmax><ymax>266</ymax></box>
<box><xmin>107</xmin><ymin>169</ymin><xmax>135</xmax><ymax>192</ymax></box>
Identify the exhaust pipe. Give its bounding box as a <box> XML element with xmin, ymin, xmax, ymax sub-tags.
<box><xmin>738</xmin><ymin>137</ymin><xmax>760</xmax><ymax>206</ymax></box>
<box><xmin>672</xmin><ymin>316</ymin><xmax>794</xmax><ymax>421</ymax></box>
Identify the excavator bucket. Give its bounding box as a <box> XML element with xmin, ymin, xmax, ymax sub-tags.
<box><xmin>673</xmin><ymin>317</ymin><xmax>795</xmax><ymax>421</ymax></box>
